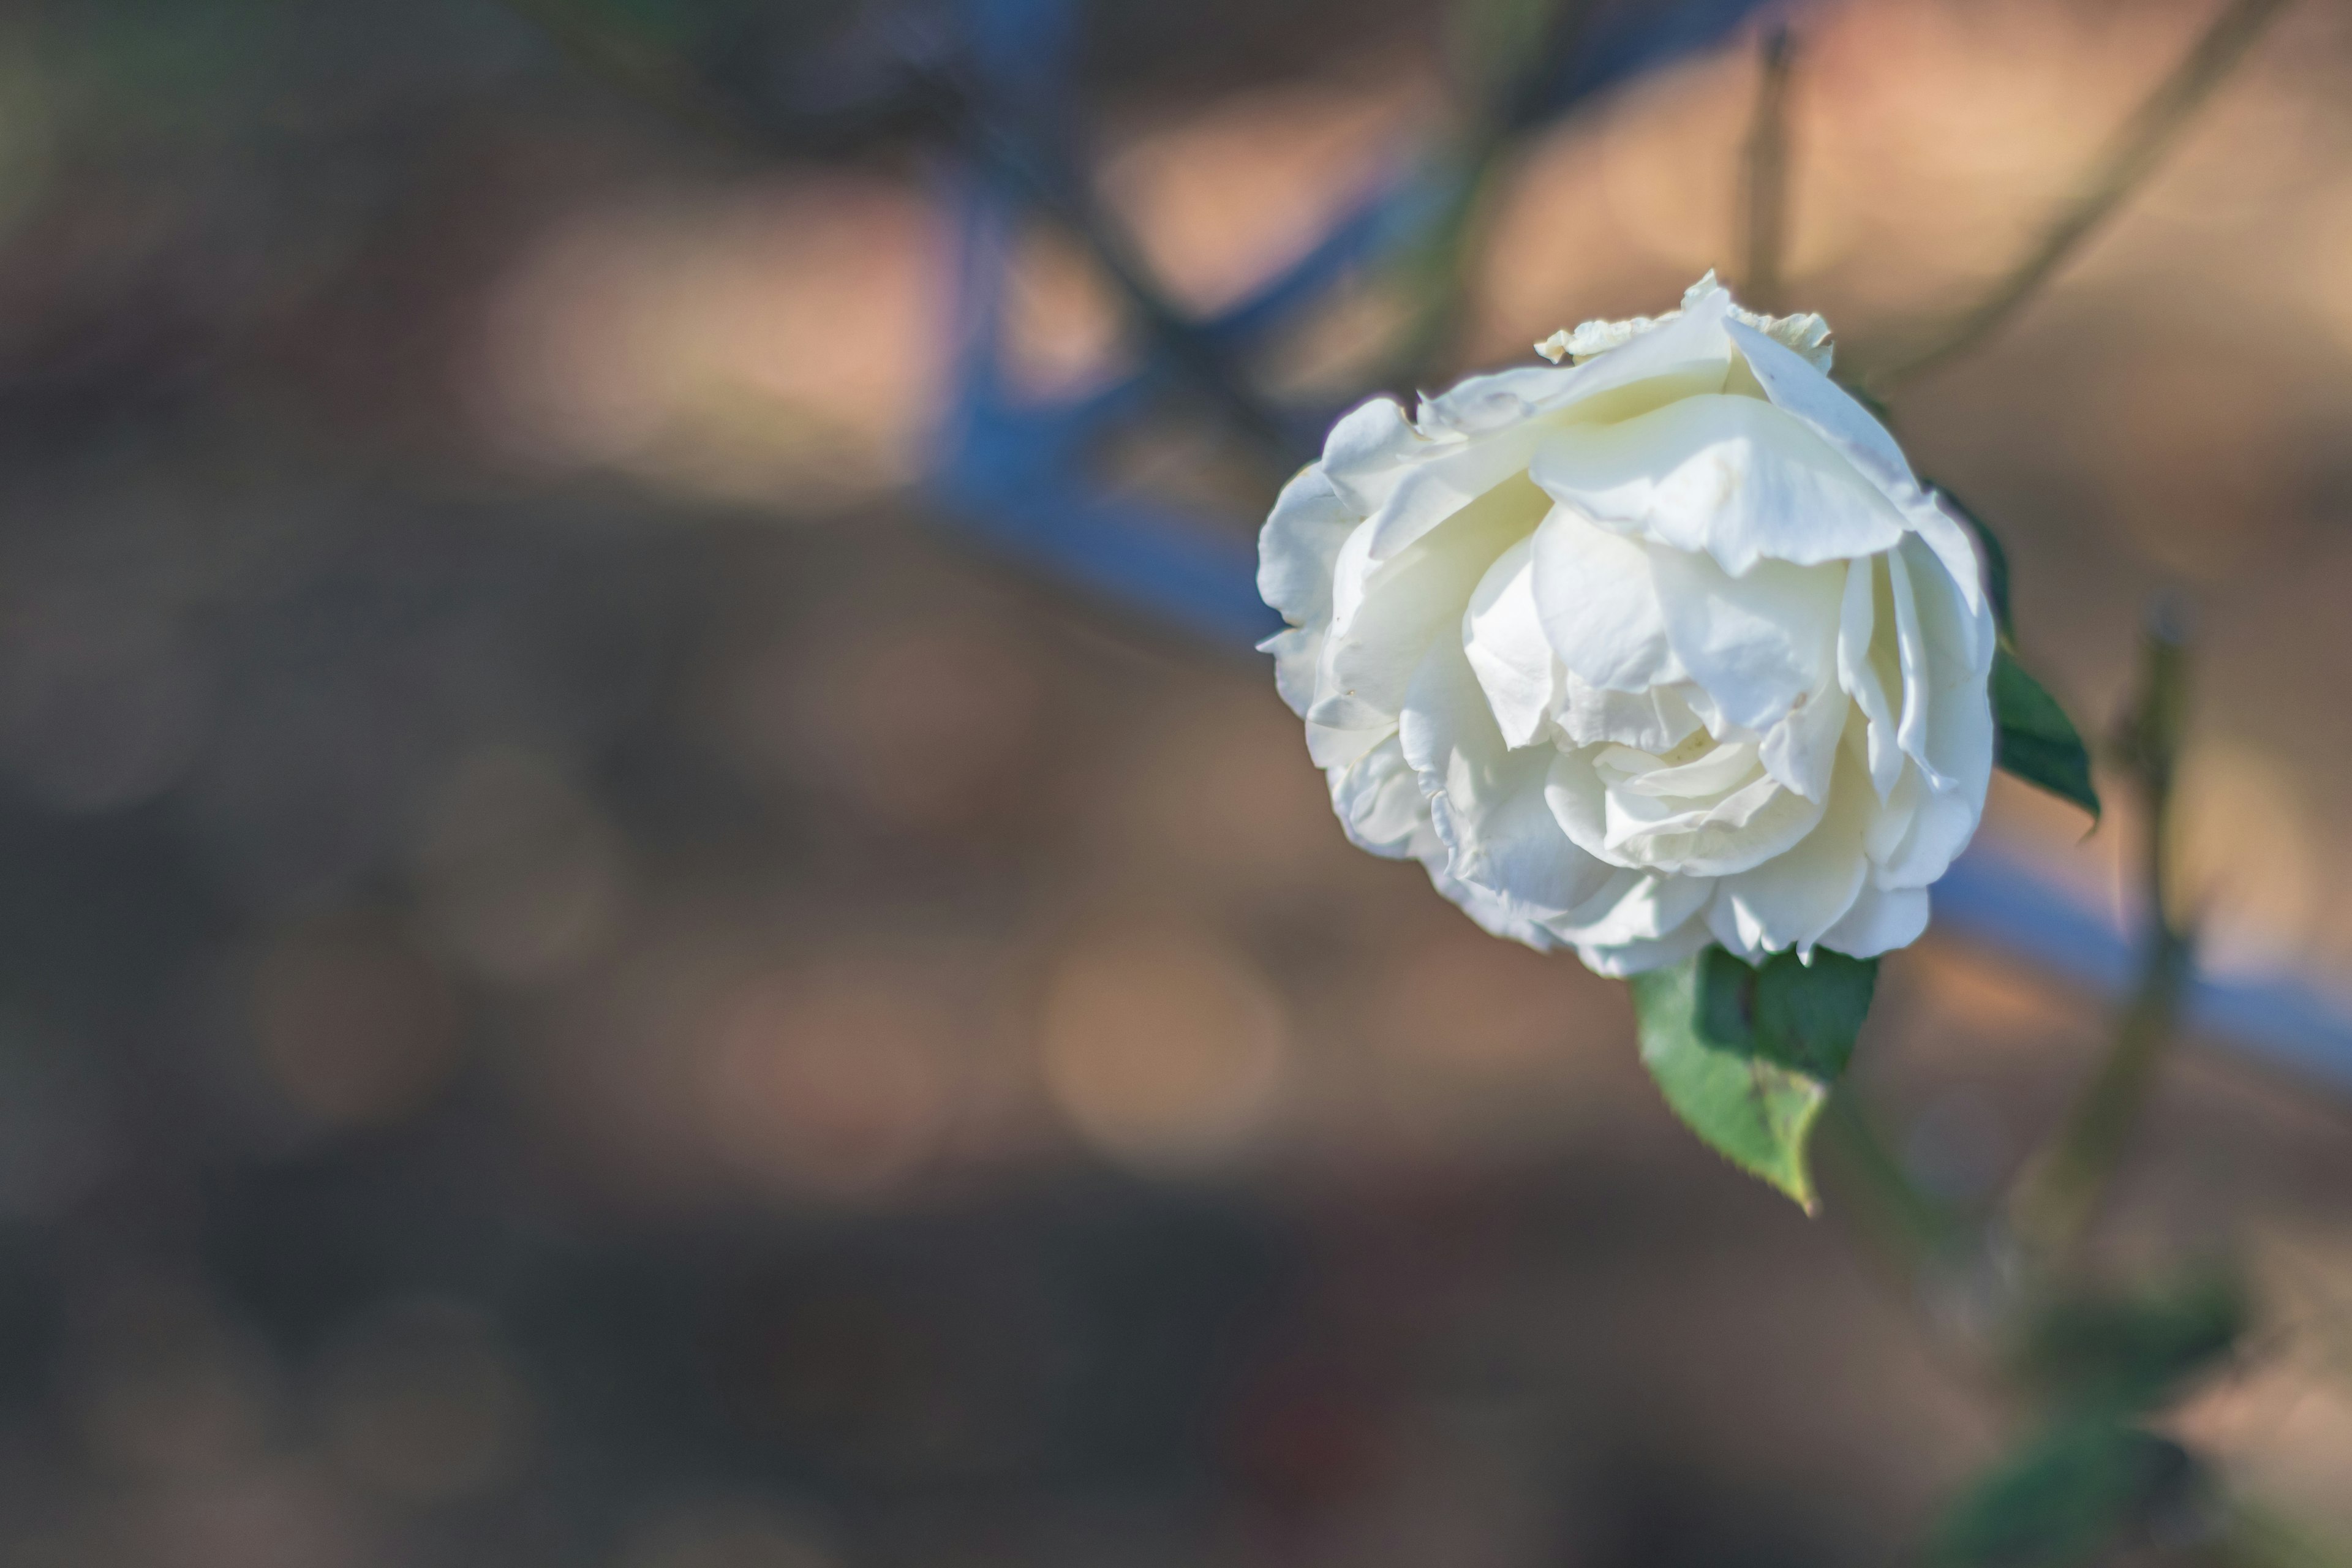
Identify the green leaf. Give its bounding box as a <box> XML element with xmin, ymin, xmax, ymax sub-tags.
<box><xmin>1935</xmin><ymin>1416</ymin><xmax>2198</xmax><ymax>1568</ymax></box>
<box><xmin>1630</xmin><ymin>946</ymin><xmax>1879</xmax><ymax>1212</ymax></box>
<box><xmin>1994</xmin><ymin>646</ymin><xmax>2101</xmax><ymax>821</ymax></box>
<box><xmin>1935</xmin><ymin>484</ymin><xmax>2014</xmax><ymax>639</ymax></box>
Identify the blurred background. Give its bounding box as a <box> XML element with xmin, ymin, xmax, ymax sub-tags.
<box><xmin>2</xmin><ymin>0</ymin><xmax>2351</xmax><ymax>1563</ymax></box>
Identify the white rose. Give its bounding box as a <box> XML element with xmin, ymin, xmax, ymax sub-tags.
<box><xmin>1259</xmin><ymin>274</ymin><xmax>1996</xmax><ymax>976</ymax></box>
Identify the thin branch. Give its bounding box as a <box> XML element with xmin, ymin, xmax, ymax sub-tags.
<box><xmin>1378</xmin><ymin>0</ymin><xmax>1598</xmax><ymax>393</ymax></box>
<box><xmin>1738</xmin><ymin>25</ymin><xmax>1798</xmax><ymax>315</ymax></box>
<box><xmin>494</xmin><ymin>0</ymin><xmax>1306</xmax><ymax>469</ymax></box>
<box><xmin>1857</xmin><ymin>0</ymin><xmax>2290</xmax><ymax>397</ymax></box>
<box><xmin>2010</xmin><ymin>603</ymin><xmax>2196</xmax><ymax>1261</ymax></box>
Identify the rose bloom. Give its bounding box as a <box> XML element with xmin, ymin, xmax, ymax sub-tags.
<box><xmin>1259</xmin><ymin>276</ymin><xmax>1996</xmax><ymax>975</ymax></box>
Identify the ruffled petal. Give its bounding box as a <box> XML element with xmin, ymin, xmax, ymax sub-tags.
<box><xmin>1725</xmin><ymin>318</ymin><xmax>1917</xmax><ymax>503</ymax></box>
<box><xmin>1755</xmin><ymin>677</ymin><xmax>1850</xmax><ymax>804</ymax></box>
<box><xmin>1403</xmin><ymin>640</ymin><xmax>1616</xmax><ymax>919</ymax></box>
<box><xmin>1710</xmin><ymin>744</ymin><xmax>1875</xmax><ymax>956</ymax></box>
<box><xmin>1554</xmin><ymin>671</ymin><xmax>1704</xmax><ymax>753</ymax></box>
<box><xmin>1528</xmin><ymin>394</ymin><xmax>1907</xmax><ymax>576</ymax></box>
<box><xmin>1547</xmin><ymin>745</ymin><xmax>1825</xmax><ymax>878</ymax></box>
<box><xmin>1329</xmin><ymin>732</ymin><xmax>1433</xmax><ymax>861</ymax></box>
<box><xmin>1548</xmin><ymin>865</ymin><xmax>1715</xmax><ymax>949</ymax></box>
<box><xmin>1649</xmin><ymin>545</ymin><xmax>1844</xmax><ymax>734</ymax></box>
<box><xmin>1312</xmin><ymin>474</ymin><xmax>1544</xmax><ymax>731</ymax></box>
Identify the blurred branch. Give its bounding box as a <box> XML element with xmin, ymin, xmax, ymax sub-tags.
<box><xmin>2011</xmin><ymin>604</ymin><xmax>2196</xmax><ymax>1261</ymax></box>
<box><xmin>1378</xmin><ymin>0</ymin><xmax>1598</xmax><ymax>393</ymax></box>
<box><xmin>1819</xmin><ymin>1085</ymin><xmax>1958</xmax><ymax>1267</ymax></box>
<box><xmin>1738</xmin><ymin>25</ymin><xmax>1797</xmax><ymax>314</ymax></box>
<box><xmin>2214</xmin><ymin>1499</ymin><xmax>2352</xmax><ymax>1568</ymax></box>
<box><xmin>494</xmin><ymin>0</ymin><xmax>1306</xmax><ymax>470</ymax></box>
<box><xmin>1855</xmin><ymin>0</ymin><xmax>2290</xmax><ymax>398</ymax></box>
<box><xmin>497</xmin><ymin>0</ymin><xmax>758</xmax><ymax>149</ymax></box>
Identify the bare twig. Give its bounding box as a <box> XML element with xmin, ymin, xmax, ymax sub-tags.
<box><xmin>2011</xmin><ymin>602</ymin><xmax>2196</xmax><ymax>1259</ymax></box>
<box><xmin>1738</xmin><ymin>26</ymin><xmax>1798</xmax><ymax>315</ymax></box>
<box><xmin>1856</xmin><ymin>0</ymin><xmax>2290</xmax><ymax>396</ymax></box>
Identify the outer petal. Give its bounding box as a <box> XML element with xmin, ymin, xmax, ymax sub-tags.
<box><xmin>1725</xmin><ymin>319</ymin><xmax>1917</xmax><ymax>503</ymax></box>
<box><xmin>1727</xmin><ymin>318</ymin><xmax>1990</xmax><ymax>626</ymax></box>
<box><xmin>1421</xmin><ymin>850</ymin><xmax>1565</xmax><ymax>951</ymax></box>
<box><xmin>1257</xmin><ymin>466</ymin><xmax>1358</xmax><ymax>630</ymax></box>
<box><xmin>1818</xmin><ymin>883</ymin><xmax>1931</xmax><ymax>958</ymax></box>
<box><xmin>1549</xmin><ymin>866</ymin><xmax>1715</xmax><ymax>949</ymax></box>
<box><xmin>1520</xmin><ymin>282</ymin><xmax>1743</xmax><ymax>420</ymax></box>
<box><xmin>1313</xmin><ymin>474</ymin><xmax>1543</xmax><ymax>731</ymax></box>
<box><xmin>1329</xmin><ymin>733</ymin><xmax>1433</xmax><ymax>861</ymax></box>
<box><xmin>1528</xmin><ymin>394</ymin><xmax>1907</xmax><ymax>576</ymax></box>
<box><xmin>1317</xmin><ymin>396</ymin><xmax>1425</xmax><ymax>515</ymax></box>
<box><xmin>1577</xmin><ymin>919</ymin><xmax>1714</xmax><ymax>978</ymax></box>
<box><xmin>1872</xmin><ymin>536</ymin><xmax>1995</xmax><ymax>888</ymax></box>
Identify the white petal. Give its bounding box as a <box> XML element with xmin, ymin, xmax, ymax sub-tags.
<box><xmin>1420</xmin><ymin>848</ymin><xmax>1565</xmax><ymax>952</ymax></box>
<box><xmin>1554</xmin><ymin>671</ymin><xmax>1703</xmax><ymax>753</ymax></box>
<box><xmin>1909</xmin><ymin>488</ymin><xmax>1992</xmax><ymax>630</ymax></box>
<box><xmin>1533</xmin><ymin>280</ymin><xmax>1741</xmax><ymax>412</ymax></box>
<box><xmin>1528</xmin><ymin>394</ymin><xmax>1907</xmax><ymax>576</ymax></box>
<box><xmin>1418</xmin><ymin>364</ymin><xmax>1577</xmax><ymax>435</ymax></box>
<box><xmin>1547</xmin><ymin>745</ymin><xmax>1825</xmax><ymax>878</ymax></box>
<box><xmin>1575</xmin><ymin>919</ymin><xmax>1714</xmax><ymax>978</ymax></box>
<box><xmin>1725</xmin><ymin>318</ymin><xmax>1917</xmax><ymax>502</ymax></box>
<box><xmin>1362</xmin><ymin>422</ymin><xmax>1553</xmax><ymax>560</ymax></box>
<box><xmin>1755</xmin><ymin>680</ymin><xmax>1850</xmax><ymax>804</ymax></box>
<box><xmin>1461</xmin><ymin>537</ymin><xmax>1559</xmax><ymax>750</ymax></box>
<box><xmin>1329</xmin><ymin>733</ymin><xmax>1431</xmax><ymax>860</ymax></box>
<box><xmin>1650</xmin><ymin>545</ymin><xmax>1844</xmax><ymax>733</ymax></box>
<box><xmin>1818</xmin><ymin>883</ymin><xmax>1931</xmax><ymax>959</ymax></box>
<box><xmin>1712</xmin><ymin>745</ymin><xmax>1875</xmax><ymax>956</ymax></box>
<box><xmin>1529</xmin><ymin>505</ymin><xmax>1682</xmax><ymax>693</ymax></box>
<box><xmin>1317</xmin><ymin>396</ymin><xmax>1424</xmax><ymax>514</ymax></box>
<box><xmin>1549</xmin><ymin>866</ymin><xmax>1715</xmax><ymax>948</ymax></box>
<box><xmin>1305</xmin><ymin>715</ymin><xmax>1387</xmax><ymax>772</ymax></box>
<box><xmin>1312</xmin><ymin>474</ymin><xmax>1544</xmax><ymax>731</ymax></box>
<box><xmin>1261</xmin><ymin>623</ymin><xmax>1321</xmax><ymax>719</ymax></box>
<box><xmin>1836</xmin><ymin>556</ymin><xmax>1905</xmax><ymax>800</ymax></box>
<box><xmin>1257</xmin><ymin>465</ymin><xmax>1357</xmax><ymax>629</ymax></box>
<box><xmin>1884</xmin><ymin>544</ymin><xmax>1940</xmax><ymax>786</ymax></box>
<box><xmin>1402</xmin><ymin>640</ymin><xmax>1615</xmax><ymax>919</ymax></box>
<box><xmin>1873</xmin><ymin>778</ymin><xmax>1980</xmax><ymax>891</ymax></box>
